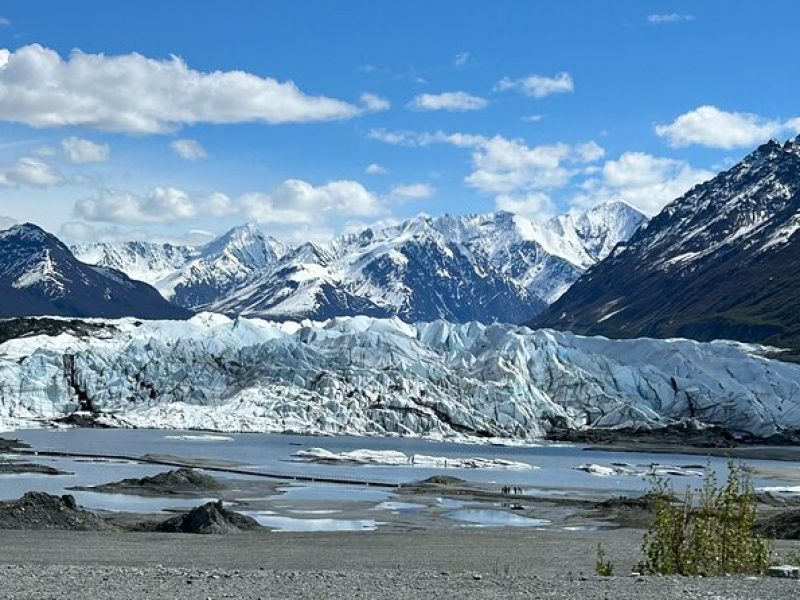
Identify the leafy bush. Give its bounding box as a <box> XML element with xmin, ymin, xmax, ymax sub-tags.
<box><xmin>638</xmin><ymin>460</ymin><xmax>770</xmax><ymax>576</ymax></box>
<box><xmin>595</xmin><ymin>542</ymin><xmax>614</xmax><ymax>576</ymax></box>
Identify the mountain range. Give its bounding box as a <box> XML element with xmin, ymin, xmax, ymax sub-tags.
<box><xmin>72</xmin><ymin>201</ymin><xmax>646</xmax><ymax>324</ymax></box>
<box><xmin>0</xmin><ymin>224</ymin><xmax>190</xmax><ymax>319</ymax></box>
<box><xmin>536</xmin><ymin>136</ymin><xmax>800</xmax><ymax>351</ymax></box>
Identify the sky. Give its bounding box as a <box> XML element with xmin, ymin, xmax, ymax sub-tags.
<box><xmin>0</xmin><ymin>0</ymin><xmax>799</xmax><ymax>245</ymax></box>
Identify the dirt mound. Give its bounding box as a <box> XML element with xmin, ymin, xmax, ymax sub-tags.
<box><xmin>154</xmin><ymin>500</ymin><xmax>260</xmax><ymax>535</ymax></box>
<box><xmin>71</xmin><ymin>467</ymin><xmax>222</xmax><ymax>497</ymax></box>
<box><xmin>0</xmin><ymin>492</ymin><xmax>113</xmax><ymax>531</ymax></box>
<box><xmin>756</xmin><ymin>509</ymin><xmax>800</xmax><ymax>539</ymax></box>
<box><xmin>417</xmin><ymin>476</ymin><xmax>468</xmax><ymax>486</ymax></box>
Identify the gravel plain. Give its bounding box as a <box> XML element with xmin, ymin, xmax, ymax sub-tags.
<box><xmin>1</xmin><ymin>528</ymin><xmax>799</xmax><ymax>599</ymax></box>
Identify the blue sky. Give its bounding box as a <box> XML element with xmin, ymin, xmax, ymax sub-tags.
<box><xmin>0</xmin><ymin>0</ymin><xmax>798</xmax><ymax>244</ymax></box>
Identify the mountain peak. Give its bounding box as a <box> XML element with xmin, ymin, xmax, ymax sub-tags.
<box><xmin>536</xmin><ymin>137</ymin><xmax>800</xmax><ymax>349</ymax></box>
<box><xmin>0</xmin><ymin>224</ymin><xmax>190</xmax><ymax>319</ymax></box>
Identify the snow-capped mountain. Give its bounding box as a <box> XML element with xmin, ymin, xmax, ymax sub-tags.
<box><xmin>536</xmin><ymin>136</ymin><xmax>800</xmax><ymax>349</ymax></box>
<box><xmin>0</xmin><ymin>224</ymin><xmax>190</xmax><ymax>319</ymax></box>
<box><xmin>73</xmin><ymin>223</ymin><xmax>291</xmax><ymax>308</ymax></box>
<box><xmin>1</xmin><ymin>314</ymin><xmax>798</xmax><ymax>440</ymax></box>
<box><xmin>71</xmin><ymin>241</ymin><xmax>197</xmax><ymax>288</ymax></box>
<box><xmin>74</xmin><ymin>202</ymin><xmax>646</xmax><ymax>324</ymax></box>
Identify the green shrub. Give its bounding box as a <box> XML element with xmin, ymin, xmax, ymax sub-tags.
<box><xmin>638</xmin><ymin>460</ymin><xmax>770</xmax><ymax>576</ymax></box>
<box><xmin>595</xmin><ymin>542</ymin><xmax>615</xmax><ymax>576</ymax></box>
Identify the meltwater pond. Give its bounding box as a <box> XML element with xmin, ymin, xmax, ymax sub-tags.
<box><xmin>5</xmin><ymin>428</ymin><xmax>800</xmax><ymax>512</ymax></box>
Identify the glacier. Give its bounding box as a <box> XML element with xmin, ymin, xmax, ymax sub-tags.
<box><xmin>0</xmin><ymin>313</ymin><xmax>799</xmax><ymax>440</ymax></box>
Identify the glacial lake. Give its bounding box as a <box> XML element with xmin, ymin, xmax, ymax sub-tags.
<box><xmin>2</xmin><ymin>427</ymin><xmax>799</xmax><ymax>515</ymax></box>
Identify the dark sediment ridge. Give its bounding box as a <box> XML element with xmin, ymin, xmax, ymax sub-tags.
<box><xmin>69</xmin><ymin>467</ymin><xmax>223</xmax><ymax>497</ymax></box>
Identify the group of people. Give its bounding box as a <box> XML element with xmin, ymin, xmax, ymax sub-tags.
<box><xmin>501</xmin><ymin>485</ymin><xmax>522</xmax><ymax>495</ymax></box>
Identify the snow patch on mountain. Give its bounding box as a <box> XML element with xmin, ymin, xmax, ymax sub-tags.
<box><xmin>74</xmin><ymin>203</ymin><xmax>645</xmax><ymax>324</ymax></box>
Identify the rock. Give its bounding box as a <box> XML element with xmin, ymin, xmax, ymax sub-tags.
<box><xmin>154</xmin><ymin>500</ymin><xmax>260</xmax><ymax>535</ymax></box>
<box><xmin>767</xmin><ymin>565</ymin><xmax>800</xmax><ymax>578</ymax></box>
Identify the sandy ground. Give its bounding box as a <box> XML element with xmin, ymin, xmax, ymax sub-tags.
<box><xmin>1</xmin><ymin>528</ymin><xmax>799</xmax><ymax>599</ymax></box>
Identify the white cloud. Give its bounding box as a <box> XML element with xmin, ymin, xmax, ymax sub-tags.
<box><xmin>74</xmin><ymin>187</ymin><xmax>200</xmax><ymax>224</ymax></box>
<box><xmin>73</xmin><ymin>179</ymin><xmax>383</xmax><ymax>229</ymax></box>
<box><xmin>0</xmin><ymin>17</ymin><xmax>9</xmax><ymax>27</ymax></box>
<box><xmin>495</xmin><ymin>72</ymin><xmax>574</xmax><ymax>98</ymax></box>
<box><xmin>465</xmin><ymin>137</ymin><xmax>603</xmax><ymax>194</ymax></box>
<box><xmin>61</xmin><ymin>137</ymin><xmax>110</xmax><ymax>163</ymax></box>
<box><xmin>360</xmin><ymin>93</ymin><xmax>391</xmax><ymax>112</ymax></box>
<box><xmin>453</xmin><ymin>52</ymin><xmax>469</xmax><ymax>67</ymax></box>
<box><xmin>0</xmin><ymin>156</ymin><xmax>62</xmax><ymax>187</ymax></box>
<box><xmin>408</xmin><ymin>91</ymin><xmax>488</xmax><ymax>112</ymax></box>
<box><xmin>170</xmin><ymin>138</ymin><xmax>208</xmax><ymax>160</ymax></box>
<box><xmin>342</xmin><ymin>217</ymin><xmax>403</xmax><ymax>236</ymax></box>
<box><xmin>572</xmin><ymin>152</ymin><xmax>713</xmax><ymax>215</ymax></box>
<box><xmin>365</xmin><ymin>163</ymin><xmax>388</xmax><ymax>175</ymax></box>
<box><xmin>647</xmin><ymin>13</ymin><xmax>695</xmax><ymax>23</ymax></box>
<box><xmin>0</xmin><ymin>44</ymin><xmax>367</xmax><ymax>134</ymax></box>
<box><xmin>368</xmin><ymin>128</ymin><xmax>487</xmax><ymax>148</ymax></box>
<box><xmin>522</xmin><ymin>114</ymin><xmax>544</xmax><ymax>123</ymax></box>
<box><xmin>240</xmin><ymin>179</ymin><xmax>382</xmax><ymax>224</ymax></box>
<box><xmin>58</xmin><ymin>220</ymin><xmax>220</xmax><ymax>245</ymax></box>
<box><xmin>369</xmin><ymin>127</ymin><xmax>604</xmax><ymax>212</ymax></box>
<box><xmin>31</xmin><ymin>145</ymin><xmax>56</xmax><ymax>157</ymax></box>
<box><xmin>0</xmin><ymin>215</ymin><xmax>18</xmax><ymax>229</ymax></box>
<box><xmin>390</xmin><ymin>183</ymin><xmax>434</xmax><ymax>201</ymax></box>
<box><xmin>494</xmin><ymin>192</ymin><xmax>555</xmax><ymax>221</ymax></box>
<box><xmin>655</xmin><ymin>105</ymin><xmax>798</xmax><ymax>149</ymax></box>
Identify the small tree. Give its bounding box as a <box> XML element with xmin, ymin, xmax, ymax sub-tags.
<box><xmin>639</xmin><ymin>460</ymin><xmax>770</xmax><ymax>576</ymax></box>
<box><xmin>595</xmin><ymin>543</ymin><xmax>615</xmax><ymax>576</ymax></box>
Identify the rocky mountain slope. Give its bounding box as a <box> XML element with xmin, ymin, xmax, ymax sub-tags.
<box><xmin>73</xmin><ymin>202</ymin><xmax>646</xmax><ymax>324</ymax></box>
<box><xmin>536</xmin><ymin>137</ymin><xmax>800</xmax><ymax>350</ymax></box>
<box><xmin>0</xmin><ymin>224</ymin><xmax>190</xmax><ymax>320</ymax></box>
<box><xmin>1</xmin><ymin>314</ymin><xmax>797</xmax><ymax>440</ymax></box>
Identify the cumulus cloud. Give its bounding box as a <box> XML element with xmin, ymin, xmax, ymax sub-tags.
<box><xmin>390</xmin><ymin>183</ymin><xmax>434</xmax><ymax>201</ymax></box>
<box><xmin>61</xmin><ymin>137</ymin><xmax>110</xmax><ymax>163</ymax></box>
<box><xmin>495</xmin><ymin>72</ymin><xmax>574</xmax><ymax>98</ymax></box>
<box><xmin>494</xmin><ymin>192</ymin><xmax>556</xmax><ymax>221</ymax></box>
<box><xmin>73</xmin><ymin>179</ymin><xmax>383</xmax><ymax>229</ymax></box>
<box><xmin>240</xmin><ymin>179</ymin><xmax>382</xmax><ymax>224</ymax></box>
<box><xmin>647</xmin><ymin>13</ymin><xmax>695</xmax><ymax>23</ymax></box>
<box><xmin>453</xmin><ymin>52</ymin><xmax>470</xmax><ymax>67</ymax></box>
<box><xmin>465</xmin><ymin>137</ymin><xmax>604</xmax><ymax>195</ymax></box>
<box><xmin>407</xmin><ymin>91</ymin><xmax>488</xmax><ymax>112</ymax></box>
<box><xmin>0</xmin><ymin>156</ymin><xmax>63</xmax><ymax>187</ymax></box>
<box><xmin>369</xmin><ymin>127</ymin><xmax>603</xmax><ymax>219</ymax></box>
<box><xmin>0</xmin><ymin>44</ymin><xmax>368</xmax><ymax>134</ymax></box>
<box><xmin>74</xmin><ymin>187</ymin><xmax>201</xmax><ymax>224</ymax></box>
<box><xmin>655</xmin><ymin>105</ymin><xmax>799</xmax><ymax>149</ymax></box>
<box><xmin>365</xmin><ymin>163</ymin><xmax>388</xmax><ymax>175</ymax></box>
<box><xmin>572</xmin><ymin>152</ymin><xmax>713</xmax><ymax>215</ymax></box>
<box><xmin>170</xmin><ymin>138</ymin><xmax>208</xmax><ymax>160</ymax></box>
<box><xmin>360</xmin><ymin>93</ymin><xmax>391</xmax><ymax>112</ymax></box>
